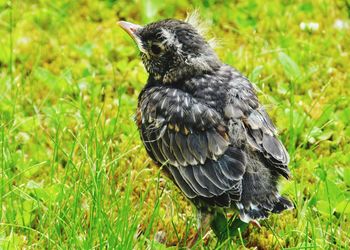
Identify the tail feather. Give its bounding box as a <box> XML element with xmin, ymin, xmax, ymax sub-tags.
<box><xmin>237</xmin><ymin>195</ymin><xmax>293</xmax><ymax>223</ymax></box>
<box><xmin>272</xmin><ymin>195</ymin><xmax>294</xmax><ymax>213</ymax></box>
<box><xmin>237</xmin><ymin>153</ymin><xmax>294</xmax><ymax>223</ymax></box>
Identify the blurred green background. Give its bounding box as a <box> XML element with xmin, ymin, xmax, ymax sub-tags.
<box><xmin>0</xmin><ymin>0</ymin><xmax>349</xmax><ymax>249</ymax></box>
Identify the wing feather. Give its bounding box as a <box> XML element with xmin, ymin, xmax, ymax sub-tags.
<box><xmin>187</xmin><ymin>133</ymin><xmax>207</xmax><ymax>164</ymax></box>
<box><xmin>174</xmin><ymin>132</ymin><xmax>198</xmax><ymax>165</ymax></box>
<box><xmin>139</xmin><ymin>86</ymin><xmax>246</xmax><ymax>202</ymax></box>
<box><xmin>169</xmin><ymin>131</ymin><xmax>187</xmax><ymax>166</ymax></box>
<box><xmin>246</xmin><ymin>109</ymin><xmax>290</xmax><ymax>178</ymax></box>
<box><xmin>225</xmin><ymin>73</ymin><xmax>290</xmax><ymax>178</ymax></box>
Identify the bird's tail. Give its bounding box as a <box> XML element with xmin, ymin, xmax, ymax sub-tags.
<box><xmin>236</xmin><ymin>195</ymin><xmax>294</xmax><ymax>223</ymax></box>
<box><xmin>236</xmin><ymin>156</ymin><xmax>294</xmax><ymax>222</ymax></box>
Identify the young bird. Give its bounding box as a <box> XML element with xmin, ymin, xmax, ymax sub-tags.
<box><xmin>119</xmin><ymin>17</ymin><xmax>293</xmax><ymax>244</ymax></box>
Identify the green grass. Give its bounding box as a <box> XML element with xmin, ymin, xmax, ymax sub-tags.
<box><xmin>0</xmin><ymin>0</ymin><xmax>349</xmax><ymax>249</ymax></box>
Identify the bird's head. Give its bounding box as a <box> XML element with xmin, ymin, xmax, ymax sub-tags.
<box><xmin>118</xmin><ymin>18</ymin><xmax>221</xmax><ymax>83</ymax></box>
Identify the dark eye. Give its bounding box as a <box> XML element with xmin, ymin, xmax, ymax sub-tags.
<box><xmin>150</xmin><ymin>44</ymin><xmax>162</xmax><ymax>55</ymax></box>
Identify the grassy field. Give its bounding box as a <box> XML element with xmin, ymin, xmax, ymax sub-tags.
<box><xmin>0</xmin><ymin>0</ymin><xmax>349</xmax><ymax>249</ymax></box>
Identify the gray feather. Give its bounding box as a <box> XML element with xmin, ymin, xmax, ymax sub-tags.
<box><xmin>206</xmin><ymin>130</ymin><xmax>229</xmax><ymax>157</ymax></box>
<box><xmin>192</xmin><ymin>166</ymin><xmax>224</xmax><ymax>195</ymax></box>
<box><xmin>169</xmin><ymin>132</ymin><xmax>187</xmax><ymax>166</ymax></box>
<box><xmin>178</xmin><ymin>166</ymin><xmax>212</xmax><ymax>197</ymax></box>
<box><xmin>174</xmin><ymin>132</ymin><xmax>198</xmax><ymax>165</ymax></box>
<box><xmin>168</xmin><ymin>166</ymin><xmax>197</xmax><ymax>198</ymax></box>
<box><xmin>187</xmin><ymin>133</ymin><xmax>208</xmax><ymax>164</ymax></box>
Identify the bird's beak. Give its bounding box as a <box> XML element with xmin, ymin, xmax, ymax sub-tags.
<box><xmin>118</xmin><ymin>21</ymin><xmax>145</xmax><ymax>52</ymax></box>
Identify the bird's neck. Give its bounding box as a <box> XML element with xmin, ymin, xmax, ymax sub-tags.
<box><xmin>161</xmin><ymin>59</ymin><xmax>222</xmax><ymax>85</ymax></box>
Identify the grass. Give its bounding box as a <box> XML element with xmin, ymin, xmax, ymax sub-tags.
<box><xmin>0</xmin><ymin>0</ymin><xmax>349</xmax><ymax>249</ymax></box>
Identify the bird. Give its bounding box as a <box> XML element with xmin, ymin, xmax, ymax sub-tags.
<box><xmin>118</xmin><ymin>14</ymin><xmax>293</xmax><ymax>245</ymax></box>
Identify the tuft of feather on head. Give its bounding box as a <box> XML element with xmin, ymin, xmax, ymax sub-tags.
<box><xmin>185</xmin><ymin>10</ymin><xmax>219</xmax><ymax>49</ymax></box>
<box><xmin>185</xmin><ymin>10</ymin><xmax>208</xmax><ymax>37</ymax></box>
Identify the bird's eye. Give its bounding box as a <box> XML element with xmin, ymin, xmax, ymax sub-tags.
<box><xmin>150</xmin><ymin>44</ymin><xmax>162</xmax><ymax>55</ymax></box>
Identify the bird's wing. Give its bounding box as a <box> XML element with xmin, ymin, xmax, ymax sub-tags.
<box><xmin>225</xmin><ymin>74</ymin><xmax>290</xmax><ymax>178</ymax></box>
<box><xmin>139</xmin><ymin>86</ymin><xmax>229</xmax><ymax>166</ymax></box>
<box><xmin>138</xmin><ymin>86</ymin><xmax>246</xmax><ymax>203</ymax></box>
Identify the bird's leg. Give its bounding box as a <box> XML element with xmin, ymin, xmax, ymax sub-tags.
<box><xmin>237</xmin><ymin>214</ymin><xmax>261</xmax><ymax>228</ymax></box>
<box><xmin>250</xmin><ymin>219</ymin><xmax>261</xmax><ymax>228</ymax></box>
<box><xmin>187</xmin><ymin>210</ymin><xmax>212</xmax><ymax>248</ymax></box>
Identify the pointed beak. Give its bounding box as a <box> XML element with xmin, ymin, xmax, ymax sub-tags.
<box><xmin>118</xmin><ymin>21</ymin><xmax>145</xmax><ymax>51</ymax></box>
